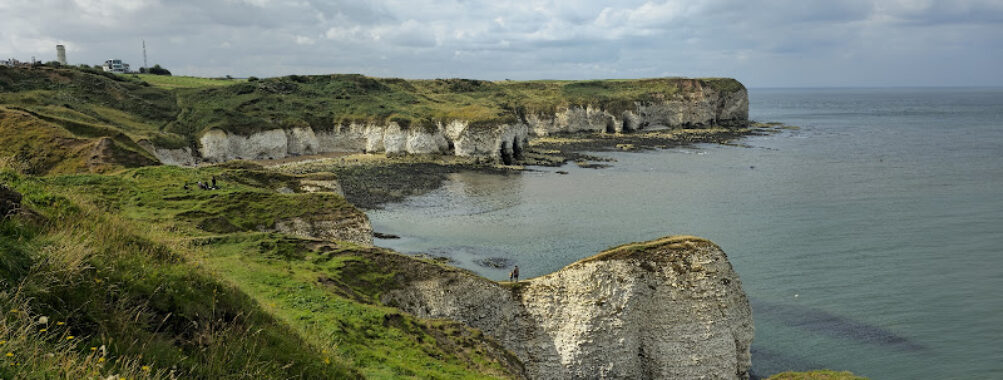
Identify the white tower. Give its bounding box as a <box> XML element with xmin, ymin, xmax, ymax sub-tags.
<box><xmin>142</xmin><ymin>40</ymin><xmax>148</xmax><ymax>71</ymax></box>
<box><xmin>56</xmin><ymin>45</ymin><xmax>66</xmax><ymax>65</ymax></box>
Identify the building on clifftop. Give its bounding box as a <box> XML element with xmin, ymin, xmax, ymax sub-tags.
<box><xmin>102</xmin><ymin>59</ymin><xmax>130</xmax><ymax>73</ymax></box>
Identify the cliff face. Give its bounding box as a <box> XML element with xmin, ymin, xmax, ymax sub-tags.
<box><xmin>526</xmin><ymin>80</ymin><xmax>749</xmax><ymax>136</ymax></box>
<box><xmin>183</xmin><ymin>121</ymin><xmax>530</xmax><ymax>164</ymax></box>
<box><xmin>381</xmin><ymin>236</ymin><xmax>754</xmax><ymax>379</ymax></box>
<box><xmin>147</xmin><ymin>78</ymin><xmax>748</xmax><ymax>165</ymax></box>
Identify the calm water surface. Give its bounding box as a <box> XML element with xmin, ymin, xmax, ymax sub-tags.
<box><xmin>368</xmin><ymin>88</ymin><xmax>1003</xmax><ymax>378</ymax></box>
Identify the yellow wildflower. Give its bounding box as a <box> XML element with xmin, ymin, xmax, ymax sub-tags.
<box><xmin>90</xmin><ymin>346</ymin><xmax>97</xmax><ymax>351</ymax></box>
<box><xmin>56</xmin><ymin>321</ymin><xmax>65</xmax><ymax>326</ymax></box>
<box><xmin>5</xmin><ymin>352</ymin><xmax>12</xmax><ymax>357</ymax></box>
<box><xmin>142</xmin><ymin>365</ymin><xmax>151</xmax><ymax>371</ymax></box>
<box><xmin>66</xmin><ymin>336</ymin><xmax>74</xmax><ymax>340</ymax></box>
<box><xmin>97</xmin><ymin>357</ymin><xmax>105</xmax><ymax>363</ymax></box>
<box><xmin>0</xmin><ymin>340</ymin><xmax>6</xmax><ymax>345</ymax></box>
<box><xmin>324</xmin><ymin>358</ymin><xmax>330</xmax><ymax>365</ymax></box>
<box><xmin>39</xmin><ymin>329</ymin><xmax>47</xmax><ymax>332</ymax></box>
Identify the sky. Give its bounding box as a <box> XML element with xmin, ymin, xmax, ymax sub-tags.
<box><xmin>1</xmin><ymin>0</ymin><xmax>1001</xmax><ymax>87</ymax></box>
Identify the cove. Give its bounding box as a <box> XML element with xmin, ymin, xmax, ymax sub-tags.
<box><xmin>367</xmin><ymin>88</ymin><xmax>1003</xmax><ymax>379</ymax></box>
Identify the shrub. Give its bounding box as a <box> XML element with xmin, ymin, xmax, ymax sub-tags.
<box><xmin>147</xmin><ymin>64</ymin><xmax>171</xmax><ymax>76</ymax></box>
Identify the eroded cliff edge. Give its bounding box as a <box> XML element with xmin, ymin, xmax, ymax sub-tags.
<box><xmin>377</xmin><ymin>236</ymin><xmax>754</xmax><ymax>379</ymax></box>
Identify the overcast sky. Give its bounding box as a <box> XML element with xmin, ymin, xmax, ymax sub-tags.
<box><xmin>1</xmin><ymin>0</ymin><xmax>1001</xmax><ymax>87</ymax></box>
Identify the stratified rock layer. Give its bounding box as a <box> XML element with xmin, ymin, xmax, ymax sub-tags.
<box><xmin>382</xmin><ymin>236</ymin><xmax>754</xmax><ymax>379</ymax></box>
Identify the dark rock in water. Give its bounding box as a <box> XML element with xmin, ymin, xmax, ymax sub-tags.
<box><xmin>1</xmin><ymin>184</ymin><xmax>22</xmax><ymax>219</ymax></box>
<box><xmin>751</xmin><ymin>298</ymin><xmax>926</xmax><ymax>352</ymax></box>
<box><xmin>556</xmin><ymin>171</ymin><xmax>569</xmax><ymax>175</ymax></box>
<box><xmin>474</xmin><ymin>257</ymin><xmax>514</xmax><ymax>269</ymax></box>
<box><xmin>374</xmin><ymin>231</ymin><xmax>401</xmax><ymax>239</ymax></box>
<box><xmin>575</xmin><ymin>161</ymin><xmax>611</xmax><ymax>169</ymax></box>
<box><xmin>426</xmin><ymin>245</ymin><xmax>512</xmax><ymax>258</ymax></box>
<box><xmin>410</xmin><ymin>253</ymin><xmax>455</xmax><ymax>264</ymax></box>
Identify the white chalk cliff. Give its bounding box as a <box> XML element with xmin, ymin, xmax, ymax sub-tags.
<box><xmin>380</xmin><ymin>236</ymin><xmax>754</xmax><ymax>379</ymax></box>
<box><xmin>146</xmin><ymin>80</ymin><xmax>748</xmax><ymax>165</ymax></box>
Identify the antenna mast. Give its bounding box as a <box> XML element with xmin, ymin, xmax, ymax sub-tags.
<box><xmin>142</xmin><ymin>39</ymin><xmax>148</xmax><ymax>70</ymax></box>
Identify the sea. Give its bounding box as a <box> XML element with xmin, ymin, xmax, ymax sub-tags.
<box><xmin>366</xmin><ymin>88</ymin><xmax>1003</xmax><ymax>379</ymax></box>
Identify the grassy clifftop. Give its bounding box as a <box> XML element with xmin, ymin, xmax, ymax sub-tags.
<box><xmin>167</xmin><ymin>74</ymin><xmax>745</xmax><ymax>137</ymax></box>
<box><xmin>1</xmin><ymin>66</ymin><xmax>745</xmax><ymax>174</ymax></box>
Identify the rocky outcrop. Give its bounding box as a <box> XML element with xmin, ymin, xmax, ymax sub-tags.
<box><xmin>139</xmin><ymin>141</ymin><xmax>198</xmax><ymax>166</ymax></box>
<box><xmin>298</xmin><ymin>178</ymin><xmax>344</xmax><ymax>196</ymax></box>
<box><xmin>271</xmin><ymin>212</ymin><xmax>373</xmax><ymax>246</ymax></box>
<box><xmin>382</xmin><ymin>236</ymin><xmax>754</xmax><ymax>379</ymax></box>
<box><xmin>272</xmin><ymin>179</ymin><xmax>369</xmax><ymax>245</ymax></box>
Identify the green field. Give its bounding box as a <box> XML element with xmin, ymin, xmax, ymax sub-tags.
<box><xmin>134</xmin><ymin>74</ymin><xmax>245</xmax><ymax>90</ymax></box>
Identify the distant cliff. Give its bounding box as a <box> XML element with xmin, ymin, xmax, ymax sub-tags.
<box><xmin>374</xmin><ymin>236</ymin><xmax>754</xmax><ymax>379</ymax></box>
<box><xmin>153</xmin><ymin>77</ymin><xmax>749</xmax><ymax>165</ymax></box>
<box><xmin>0</xmin><ymin>67</ymin><xmax>749</xmax><ymax>171</ymax></box>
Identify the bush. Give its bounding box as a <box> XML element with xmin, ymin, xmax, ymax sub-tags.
<box><xmin>147</xmin><ymin>64</ymin><xmax>171</xmax><ymax>76</ymax></box>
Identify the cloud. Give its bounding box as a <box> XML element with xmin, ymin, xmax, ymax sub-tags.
<box><xmin>878</xmin><ymin>0</ymin><xmax>1003</xmax><ymax>25</ymax></box>
<box><xmin>0</xmin><ymin>0</ymin><xmax>999</xmax><ymax>86</ymax></box>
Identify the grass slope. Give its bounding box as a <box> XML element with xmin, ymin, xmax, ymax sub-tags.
<box><xmin>0</xmin><ymin>107</ymin><xmax>158</xmax><ymax>175</ymax></box>
<box><xmin>0</xmin><ymin>163</ymin><xmax>522</xmax><ymax>379</ymax></box>
<box><xmin>135</xmin><ymin>74</ymin><xmax>244</xmax><ymax>90</ymax></box>
<box><xmin>0</xmin><ymin>172</ymin><xmax>357</xmax><ymax>379</ymax></box>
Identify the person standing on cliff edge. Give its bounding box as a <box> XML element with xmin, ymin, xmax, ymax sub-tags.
<box><xmin>509</xmin><ymin>265</ymin><xmax>519</xmax><ymax>283</ymax></box>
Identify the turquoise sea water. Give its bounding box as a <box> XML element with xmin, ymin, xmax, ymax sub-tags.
<box><xmin>367</xmin><ymin>88</ymin><xmax>1003</xmax><ymax>378</ymax></box>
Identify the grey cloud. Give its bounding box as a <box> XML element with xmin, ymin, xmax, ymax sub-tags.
<box><xmin>0</xmin><ymin>0</ymin><xmax>999</xmax><ymax>86</ymax></box>
<box><xmin>880</xmin><ymin>0</ymin><xmax>1003</xmax><ymax>25</ymax></box>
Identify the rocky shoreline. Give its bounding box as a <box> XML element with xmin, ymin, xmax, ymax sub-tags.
<box><xmin>271</xmin><ymin>124</ymin><xmax>782</xmax><ymax>209</ymax></box>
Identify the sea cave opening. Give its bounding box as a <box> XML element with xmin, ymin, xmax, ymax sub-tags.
<box><xmin>500</xmin><ymin>140</ymin><xmax>514</xmax><ymax>165</ymax></box>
